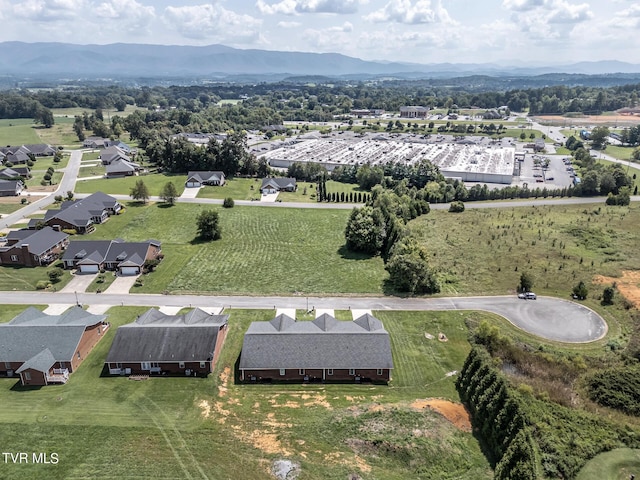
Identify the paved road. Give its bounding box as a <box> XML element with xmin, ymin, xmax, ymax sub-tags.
<box><xmin>0</xmin><ymin>149</ymin><xmax>83</xmax><ymax>230</ymax></box>
<box><xmin>0</xmin><ymin>291</ymin><xmax>607</xmax><ymax>343</ymax></box>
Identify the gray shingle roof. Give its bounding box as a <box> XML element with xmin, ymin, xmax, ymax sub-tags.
<box><xmin>261</xmin><ymin>177</ymin><xmax>297</xmax><ymax>190</ymax></box>
<box><xmin>186</xmin><ymin>171</ymin><xmax>225</xmax><ymax>183</ymax></box>
<box><xmin>16</xmin><ymin>348</ymin><xmax>56</xmax><ymax>374</ymax></box>
<box><xmin>239</xmin><ymin>314</ymin><xmax>393</xmax><ymax>370</ymax></box>
<box><xmin>0</xmin><ymin>180</ymin><xmax>22</xmax><ymax>193</ymax></box>
<box><xmin>0</xmin><ymin>307</ymin><xmax>107</xmax><ymax>364</ymax></box>
<box><xmin>0</xmin><ymin>227</ymin><xmax>68</xmax><ymax>256</ymax></box>
<box><xmin>106</xmin><ymin>308</ymin><xmax>228</xmax><ymax>363</ymax></box>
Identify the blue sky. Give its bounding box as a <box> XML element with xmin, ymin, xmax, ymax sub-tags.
<box><xmin>0</xmin><ymin>0</ymin><xmax>637</xmax><ymax>65</ymax></box>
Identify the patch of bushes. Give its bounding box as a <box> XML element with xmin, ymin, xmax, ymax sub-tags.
<box><xmin>222</xmin><ymin>197</ymin><xmax>234</xmax><ymax>208</ymax></box>
<box><xmin>586</xmin><ymin>366</ymin><xmax>640</xmax><ymax>416</ymax></box>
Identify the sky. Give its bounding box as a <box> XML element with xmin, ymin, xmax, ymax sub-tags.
<box><xmin>0</xmin><ymin>0</ymin><xmax>638</xmax><ymax>65</ymax></box>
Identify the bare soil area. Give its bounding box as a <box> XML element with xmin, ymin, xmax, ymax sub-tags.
<box><xmin>410</xmin><ymin>399</ymin><xmax>472</xmax><ymax>432</ymax></box>
<box><xmin>594</xmin><ymin>270</ymin><xmax>640</xmax><ymax>308</ymax></box>
<box><xmin>534</xmin><ymin>114</ymin><xmax>640</xmax><ymax>127</ymax></box>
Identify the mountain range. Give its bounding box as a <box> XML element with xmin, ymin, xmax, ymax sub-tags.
<box><xmin>1</xmin><ymin>42</ymin><xmax>639</xmax><ymax>80</ymax></box>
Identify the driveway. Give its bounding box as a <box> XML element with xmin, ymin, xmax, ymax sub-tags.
<box><xmin>260</xmin><ymin>192</ymin><xmax>279</xmax><ymax>202</ymax></box>
<box><xmin>102</xmin><ymin>275</ymin><xmax>140</xmax><ymax>295</ymax></box>
<box><xmin>180</xmin><ymin>186</ymin><xmax>201</xmax><ymax>199</ymax></box>
<box><xmin>59</xmin><ymin>272</ymin><xmax>98</xmax><ymax>293</ymax></box>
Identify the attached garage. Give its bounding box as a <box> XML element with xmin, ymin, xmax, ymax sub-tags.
<box><xmin>186</xmin><ymin>181</ymin><xmax>201</xmax><ymax>188</ymax></box>
<box><xmin>79</xmin><ymin>264</ymin><xmax>99</xmax><ymax>274</ymax></box>
<box><xmin>120</xmin><ymin>266</ymin><xmax>140</xmax><ymax>276</ymax></box>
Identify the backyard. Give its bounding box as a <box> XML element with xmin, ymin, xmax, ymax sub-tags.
<box><xmin>0</xmin><ymin>306</ymin><xmax>494</xmax><ymax>480</ymax></box>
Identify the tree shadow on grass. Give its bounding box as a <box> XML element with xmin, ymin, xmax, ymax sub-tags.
<box><xmin>127</xmin><ymin>201</ymin><xmax>148</xmax><ymax>208</ymax></box>
<box><xmin>156</xmin><ymin>203</ymin><xmax>175</xmax><ymax>209</ymax></box>
<box><xmin>337</xmin><ymin>244</ymin><xmax>377</xmax><ymax>261</ymax></box>
<box><xmin>189</xmin><ymin>236</ymin><xmax>217</xmax><ymax>246</ymax></box>
<box><xmin>381</xmin><ymin>277</ymin><xmax>412</xmax><ymax>298</ymax></box>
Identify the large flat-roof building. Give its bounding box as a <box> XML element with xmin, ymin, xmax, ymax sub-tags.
<box><xmin>260</xmin><ymin>138</ymin><xmax>516</xmax><ymax>184</ymax></box>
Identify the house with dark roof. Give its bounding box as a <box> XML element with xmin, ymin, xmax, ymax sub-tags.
<box><xmin>61</xmin><ymin>238</ymin><xmax>161</xmax><ymax>275</ymax></box>
<box><xmin>260</xmin><ymin>177</ymin><xmax>297</xmax><ymax>194</ymax></box>
<box><xmin>0</xmin><ymin>227</ymin><xmax>69</xmax><ymax>267</ymax></box>
<box><xmin>0</xmin><ymin>179</ymin><xmax>23</xmax><ymax>196</ymax></box>
<box><xmin>34</xmin><ymin>192</ymin><xmax>121</xmax><ymax>234</ymax></box>
<box><xmin>23</xmin><ymin>144</ymin><xmax>55</xmax><ymax>157</ymax></box>
<box><xmin>105</xmin><ymin>158</ymin><xmax>141</xmax><ymax>177</ymax></box>
<box><xmin>100</xmin><ymin>145</ymin><xmax>131</xmax><ymax>165</ymax></box>
<box><xmin>4</xmin><ymin>151</ymin><xmax>30</xmax><ymax>165</ymax></box>
<box><xmin>0</xmin><ymin>306</ymin><xmax>109</xmax><ymax>386</ymax></box>
<box><xmin>105</xmin><ymin>308</ymin><xmax>228</xmax><ymax>377</ymax></box>
<box><xmin>0</xmin><ymin>167</ymin><xmax>31</xmax><ymax>180</ymax></box>
<box><xmin>239</xmin><ymin>313</ymin><xmax>393</xmax><ymax>383</ymax></box>
<box><xmin>185</xmin><ymin>171</ymin><xmax>226</xmax><ymax>187</ymax></box>
<box><xmin>83</xmin><ymin>136</ymin><xmax>109</xmax><ymax>149</ymax></box>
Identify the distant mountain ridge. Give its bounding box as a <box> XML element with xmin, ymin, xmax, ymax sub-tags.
<box><xmin>0</xmin><ymin>41</ymin><xmax>639</xmax><ymax>79</ymax></box>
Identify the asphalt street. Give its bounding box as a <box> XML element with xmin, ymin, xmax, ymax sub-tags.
<box><xmin>0</xmin><ymin>291</ymin><xmax>607</xmax><ymax>343</ymax></box>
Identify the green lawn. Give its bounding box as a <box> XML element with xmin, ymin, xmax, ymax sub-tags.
<box><xmin>88</xmin><ymin>202</ymin><xmax>386</xmax><ymax>295</ymax></box>
<box><xmin>0</xmin><ymin>118</ymin><xmax>41</xmax><ymax>145</ymax></box>
<box><xmin>0</xmin><ymin>203</ymin><xmax>26</xmax><ymax>215</ymax></box>
<box><xmin>604</xmin><ymin>145</ymin><xmax>634</xmax><ymax>161</ymax></box>
<box><xmin>75</xmin><ymin>173</ymin><xmax>187</xmax><ymax>196</ymax></box>
<box><xmin>77</xmin><ymin>163</ymin><xmax>106</xmax><ymax>178</ymax></box>
<box><xmin>196</xmin><ymin>177</ymin><xmax>261</xmax><ymax>200</ymax></box>
<box><xmin>0</xmin><ymin>262</ymin><xmax>73</xmax><ymax>291</ymax></box>
<box><xmin>0</xmin><ymin>304</ymin><xmax>46</xmax><ymax>323</ymax></box>
<box><xmin>85</xmin><ymin>271</ymin><xmax>117</xmax><ymax>293</ymax></box>
<box><xmin>576</xmin><ymin>448</ymin><xmax>640</xmax><ymax>480</ymax></box>
<box><xmin>0</xmin><ymin>307</ymin><xmax>492</xmax><ymax>480</ymax></box>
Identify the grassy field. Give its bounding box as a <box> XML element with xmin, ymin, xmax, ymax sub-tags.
<box><xmin>75</xmin><ymin>173</ymin><xmax>187</xmax><ymax>196</ymax></box>
<box><xmin>196</xmin><ymin>177</ymin><xmax>262</xmax><ymax>200</ymax></box>
<box><xmin>576</xmin><ymin>448</ymin><xmax>640</xmax><ymax>480</ymax></box>
<box><xmin>0</xmin><ymin>262</ymin><xmax>73</xmax><ymax>291</ymax></box>
<box><xmin>88</xmin><ymin>202</ymin><xmax>386</xmax><ymax>295</ymax></box>
<box><xmin>0</xmin><ymin>118</ymin><xmax>41</xmax><ymax>145</ymax></box>
<box><xmin>0</xmin><ymin>203</ymin><xmax>26</xmax><ymax>215</ymax></box>
<box><xmin>412</xmin><ymin>203</ymin><xmax>640</xmax><ymax>299</ymax></box>
<box><xmin>0</xmin><ymin>307</ymin><xmax>494</xmax><ymax>480</ymax></box>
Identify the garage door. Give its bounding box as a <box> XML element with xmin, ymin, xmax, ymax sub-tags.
<box><xmin>80</xmin><ymin>265</ymin><xmax>99</xmax><ymax>273</ymax></box>
<box><xmin>120</xmin><ymin>266</ymin><xmax>139</xmax><ymax>276</ymax></box>
<box><xmin>186</xmin><ymin>182</ymin><xmax>200</xmax><ymax>188</ymax></box>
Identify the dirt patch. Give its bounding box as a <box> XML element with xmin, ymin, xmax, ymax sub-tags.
<box><xmin>438</xmin><ymin>333</ymin><xmax>448</xmax><ymax>342</ymax></box>
<box><xmin>323</xmin><ymin>452</ymin><xmax>371</xmax><ymax>473</ymax></box>
<box><xmin>198</xmin><ymin>399</ymin><xmax>211</xmax><ymax>419</ymax></box>
<box><xmin>247</xmin><ymin>430</ymin><xmax>291</xmax><ymax>456</ymax></box>
<box><xmin>218</xmin><ymin>366</ymin><xmax>230</xmax><ymax>397</ymax></box>
<box><xmin>411</xmin><ymin>399</ymin><xmax>471</xmax><ymax>432</ymax></box>
<box><xmin>594</xmin><ymin>271</ymin><xmax>640</xmax><ymax>308</ymax></box>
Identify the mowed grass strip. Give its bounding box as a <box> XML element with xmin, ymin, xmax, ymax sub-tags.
<box><xmin>0</xmin><ymin>308</ymin><xmax>491</xmax><ymax>479</ymax></box>
<box><xmin>75</xmin><ymin>173</ymin><xmax>187</xmax><ymax>196</ymax></box>
<box><xmin>88</xmin><ymin>202</ymin><xmax>385</xmax><ymax>295</ymax></box>
<box><xmin>576</xmin><ymin>448</ymin><xmax>640</xmax><ymax>480</ymax></box>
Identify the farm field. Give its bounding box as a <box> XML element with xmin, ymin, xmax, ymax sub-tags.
<box><xmin>0</xmin><ymin>307</ymin><xmax>494</xmax><ymax>480</ymax></box>
<box><xmin>0</xmin><ymin>118</ymin><xmax>41</xmax><ymax>145</ymax></box>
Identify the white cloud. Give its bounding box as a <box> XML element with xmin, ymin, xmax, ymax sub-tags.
<box><xmin>13</xmin><ymin>0</ymin><xmax>86</xmax><ymax>21</ymax></box>
<box><xmin>502</xmin><ymin>0</ymin><xmax>544</xmax><ymax>11</ymax></box>
<box><xmin>277</xmin><ymin>20</ymin><xmax>302</xmax><ymax>28</ymax></box>
<box><xmin>95</xmin><ymin>0</ymin><xmax>155</xmax><ymax>32</ymax></box>
<box><xmin>163</xmin><ymin>4</ymin><xmax>262</xmax><ymax>43</ymax></box>
<box><xmin>365</xmin><ymin>0</ymin><xmax>455</xmax><ymax>25</ymax></box>
<box><xmin>547</xmin><ymin>0</ymin><xmax>592</xmax><ymax>23</ymax></box>
<box><xmin>257</xmin><ymin>0</ymin><xmax>363</xmax><ymax>15</ymax></box>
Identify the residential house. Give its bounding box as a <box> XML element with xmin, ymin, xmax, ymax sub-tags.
<box><xmin>32</xmin><ymin>192</ymin><xmax>121</xmax><ymax>234</ymax></box>
<box><xmin>238</xmin><ymin>313</ymin><xmax>393</xmax><ymax>383</ymax></box>
<box><xmin>61</xmin><ymin>238</ymin><xmax>161</xmax><ymax>275</ymax></box>
<box><xmin>4</xmin><ymin>151</ymin><xmax>30</xmax><ymax>165</ymax></box>
<box><xmin>0</xmin><ymin>306</ymin><xmax>109</xmax><ymax>386</ymax></box>
<box><xmin>185</xmin><ymin>171</ymin><xmax>226</xmax><ymax>187</ymax></box>
<box><xmin>83</xmin><ymin>136</ymin><xmax>109</xmax><ymax>149</ymax></box>
<box><xmin>0</xmin><ymin>179</ymin><xmax>23</xmax><ymax>196</ymax></box>
<box><xmin>23</xmin><ymin>144</ymin><xmax>55</xmax><ymax>157</ymax></box>
<box><xmin>105</xmin><ymin>158</ymin><xmax>141</xmax><ymax>177</ymax></box>
<box><xmin>100</xmin><ymin>146</ymin><xmax>131</xmax><ymax>165</ymax></box>
<box><xmin>260</xmin><ymin>177</ymin><xmax>297</xmax><ymax>194</ymax></box>
<box><xmin>0</xmin><ymin>167</ymin><xmax>31</xmax><ymax>180</ymax></box>
<box><xmin>105</xmin><ymin>308</ymin><xmax>228</xmax><ymax>377</ymax></box>
<box><xmin>0</xmin><ymin>227</ymin><xmax>69</xmax><ymax>267</ymax></box>
<box><xmin>400</xmin><ymin>106</ymin><xmax>429</xmax><ymax>119</ymax></box>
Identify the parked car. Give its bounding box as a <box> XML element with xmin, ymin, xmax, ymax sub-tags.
<box><xmin>525</xmin><ymin>292</ymin><xmax>537</xmax><ymax>300</ymax></box>
<box><xmin>518</xmin><ymin>293</ymin><xmax>526</xmax><ymax>299</ymax></box>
